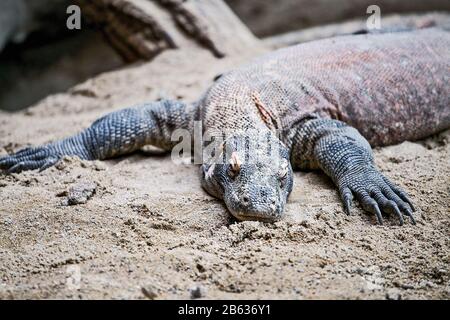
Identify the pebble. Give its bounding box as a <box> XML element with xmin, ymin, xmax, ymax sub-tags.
<box><xmin>142</xmin><ymin>285</ymin><xmax>158</xmax><ymax>300</ymax></box>
<box><xmin>190</xmin><ymin>284</ymin><xmax>207</xmax><ymax>299</ymax></box>
<box><xmin>93</xmin><ymin>161</ymin><xmax>107</xmax><ymax>171</ymax></box>
<box><xmin>59</xmin><ymin>181</ymin><xmax>97</xmax><ymax>206</ymax></box>
<box><xmin>385</xmin><ymin>288</ymin><xmax>402</xmax><ymax>300</ymax></box>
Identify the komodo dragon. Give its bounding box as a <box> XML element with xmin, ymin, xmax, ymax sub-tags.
<box><xmin>1</xmin><ymin>28</ymin><xmax>449</xmax><ymax>225</ymax></box>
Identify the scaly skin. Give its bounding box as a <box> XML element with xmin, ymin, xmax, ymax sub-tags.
<box><xmin>1</xmin><ymin>29</ymin><xmax>449</xmax><ymax>225</ymax></box>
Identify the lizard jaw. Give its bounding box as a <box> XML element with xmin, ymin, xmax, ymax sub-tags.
<box><xmin>230</xmin><ymin>211</ymin><xmax>283</xmax><ymax>223</ymax></box>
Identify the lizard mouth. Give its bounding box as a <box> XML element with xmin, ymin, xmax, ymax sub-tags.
<box><xmin>234</xmin><ymin>214</ymin><xmax>282</xmax><ymax>223</ymax></box>
<box><xmin>229</xmin><ymin>206</ymin><xmax>283</xmax><ymax>222</ymax></box>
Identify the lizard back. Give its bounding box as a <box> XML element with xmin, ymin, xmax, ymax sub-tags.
<box><xmin>201</xmin><ymin>28</ymin><xmax>450</xmax><ymax>146</ymax></box>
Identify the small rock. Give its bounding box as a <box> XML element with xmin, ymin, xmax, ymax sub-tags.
<box><xmin>196</xmin><ymin>263</ymin><xmax>206</xmax><ymax>273</ymax></box>
<box><xmin>93</xmin><ymin>161</ymin><xmax>107</xmax><ymax>171</ymax></box>
<box><xmin>299</xmin><ymin>220</ymin><xmax>310</xmax><ymax>228</ymax></box>
<box><xmin>142</xmin><ymin>285</ymin><xmax>158</xmax><ymax>300</ymax></box>
<box><xmin>418</xmin><ymin>280</ymin><xmax>436</xmax><ymax>289</ymax></box>
<box><xmin>190</xmin><ymin>284</ymin><xmax>207</xmax><ymax>299</ymax></box>
<box><xmin>70</xmin><ymin>87</ymin><xmax>98</xmax><ymax>98</ymax></box>
<box><xmin>386</xmin><ymin>288</ymin><xmax>402</xmax><ymax>300</ymax></box>
<box><xmin>293</xmin><ymin>287</ymin><xmax>302</xmax><ymax>295</ymax></box>
<box><xmin>355</xmin><ymin>267</ymin><xmax>367</xmax><ymax>275</ymax></box>
<box><xmin>57</xmin><ymin>155</ymin><xmax>82</xmax><ymax>170</ymax></box>
<box><xmin>60</xmin><ymin>181</ymin><xmax>97</xmax><ymax>206</ymax></box>
<box><xmin>1</xmin><ymin>217</ymin><xmax>13</xmax><ymax>226</ymax></box>
<box><xmin>388</xmin><ymin>156</ymin><xmax>404</xmax><ymax>164</ymax></box>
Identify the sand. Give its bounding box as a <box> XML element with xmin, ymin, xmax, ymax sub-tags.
<box><xmin>0</xmin><ymin>46</ymin><xmax>449</xmax><ymax>299</ymax></box>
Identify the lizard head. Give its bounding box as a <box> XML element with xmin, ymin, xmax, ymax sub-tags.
<box><xmin>202</xmin><ymin>131</ymin><xmax>293</xmax><ymax>222</ymax></box>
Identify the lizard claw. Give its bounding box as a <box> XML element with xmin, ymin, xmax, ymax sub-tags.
<box><xmin>338</xmin><ymin>167</ymin><xmax>416</xmax><ymax>225</ymax></box>
<box><xmin>0</xmin><ymin>145</ymin><xmax>60</xmax><ymax>173</ymax></box>
<box><xmin>340</xmin><ymin>186</ymin><xmax>353</xmax><ymax>215</ymax></box>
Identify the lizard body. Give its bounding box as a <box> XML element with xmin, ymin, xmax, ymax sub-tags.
<box><xmin>1</xmin><ymin>28</ymin><xmax>449</xmax><ymax>225</ymax></box>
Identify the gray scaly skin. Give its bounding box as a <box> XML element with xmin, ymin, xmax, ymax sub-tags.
<box><xmin>1</xmin><ymin>29</ymin><xmax>449</xmax><ymax>225</ymax></box>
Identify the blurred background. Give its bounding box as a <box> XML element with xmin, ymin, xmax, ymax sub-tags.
<box><xmin>0</xmin><ymin>0</ymin><xmax>449</xmax><ymax>112</ymax></box>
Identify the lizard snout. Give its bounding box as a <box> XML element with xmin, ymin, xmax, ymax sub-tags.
<box><xmin>227</xmin><ymin>185</ymin><xmax>284</xmax><ymax>222</ymax></box>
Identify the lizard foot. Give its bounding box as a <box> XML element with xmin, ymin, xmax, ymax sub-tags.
<box><xmin>337</xmin><ymin>166</ymin><xmax>416</xmax><ymax>226</ymax></box>
<box><xmin>0</xmin><ymin>146</ymin><xmax>60</xmax><ymax>173</ymax></box>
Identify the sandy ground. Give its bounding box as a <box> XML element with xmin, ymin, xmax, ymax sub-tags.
<box><xmin>0</xmin><ymin>44</ymin><xmax>449</xmax><ymax>299</ymax></box>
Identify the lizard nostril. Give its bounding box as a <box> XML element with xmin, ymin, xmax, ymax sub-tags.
<box><xmin>242</xmin><ymin>196</ymin><xmax>249</xmax><ymax>204</ymax></box>
<box><xmin>271</xmin><ymin>199</ymin><xmax>276</xmax><ymax>205</ymax></box>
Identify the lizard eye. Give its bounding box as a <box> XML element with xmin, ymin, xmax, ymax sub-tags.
<box><xmin>278</xmin><ymin>167</ymin><xmax>288</xmax><ymax>179</ymax></box>
<box><xmin>228</xmin><ymin>152</ymin><xmax>241</xmax><ymax>178</ymax></box>
<box><xmin>278</xmin><ymin>159</ymin><xmax>289</xmax><ymax>183</ymax></box>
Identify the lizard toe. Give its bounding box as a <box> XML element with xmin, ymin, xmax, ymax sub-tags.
<box><xmin>380</xmin><ymin>184</ymin><xmax>415</xmax><ymax>225</ymax></box>
<box><xmin>339</xmin><ymin>186</ymin><xmax>353</xmax><ymax>215</ymax></box>
<box><xmin>358</xmin><ymin>194</ymin><xmax>384</xmax><ymax>225</ymax></box>
<box><xmin>382</xmin><ymin>176</ymin><xmax>416</xmax><ymax>212</ymax></box>
<box><xmin>371</xmin><ymin>189</ymin><xmax>404</xmax><ymax>226</ymax></box>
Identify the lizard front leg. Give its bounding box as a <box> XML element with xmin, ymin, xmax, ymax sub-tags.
<box><xmin>0</xmin><ymin>100</ymin><xmax>197</xmax><ymax>173</ymax></box>
<box><xmin>289</xmin><ymin>118</ymin><xmax>415</xmax><ymax>225</ymax></box>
